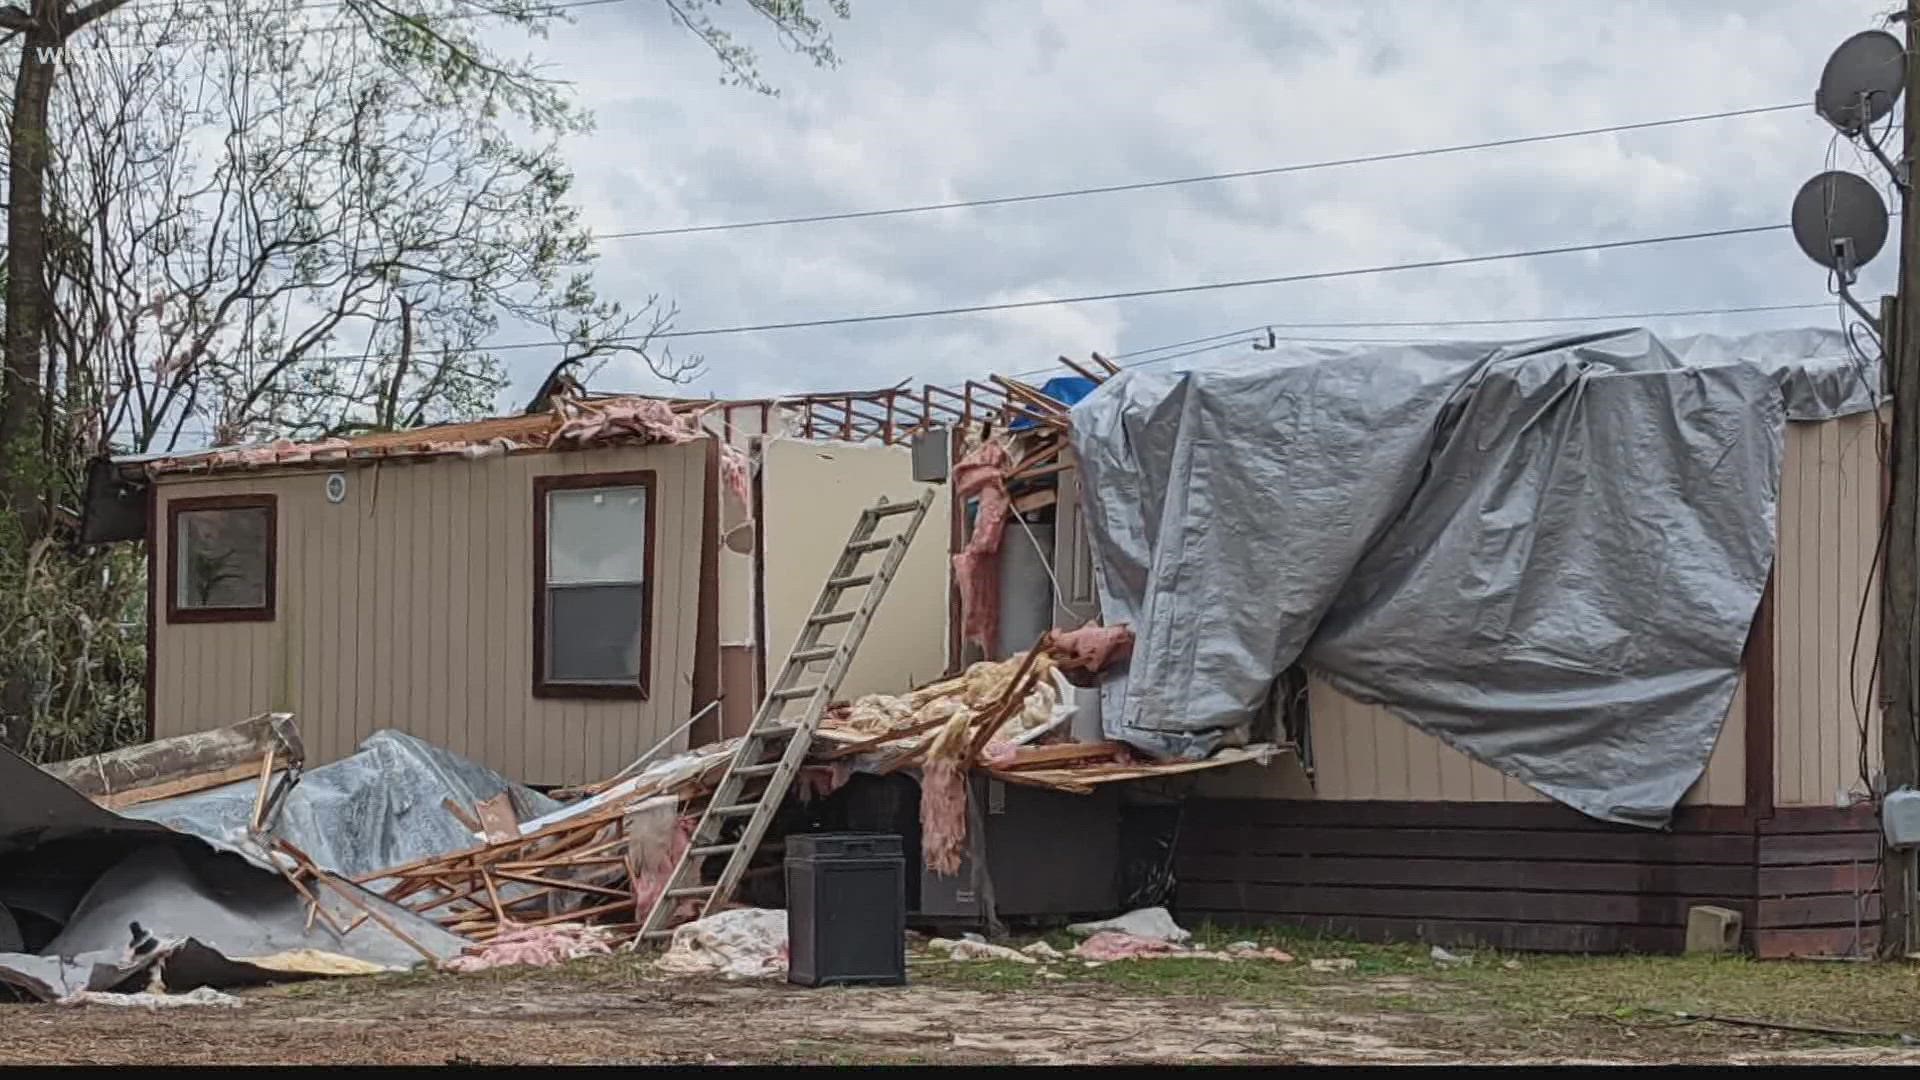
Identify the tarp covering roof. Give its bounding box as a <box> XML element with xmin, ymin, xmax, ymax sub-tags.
<box><xmin>1070</xmin><ymin>327</ymin><xmax>1880</xmax><ymax>828</ymax></box>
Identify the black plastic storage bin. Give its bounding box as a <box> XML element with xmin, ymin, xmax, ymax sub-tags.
<box><xmin>786</xmin><ymin>832</ymin><xmax>906</xmax><ymax>987</ymax></box>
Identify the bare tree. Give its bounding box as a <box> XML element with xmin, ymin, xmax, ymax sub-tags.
<box><xmin>0</xmin><ymin>0</ymin><xmax>851</xmax><ymax>755</ymax></box>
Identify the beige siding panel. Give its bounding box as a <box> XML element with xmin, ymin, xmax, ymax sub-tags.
<box><xmin>150</xmin><ymin>439</ymin><xmax>711</xmax><ymax>786</ymax></box>
<box><xmin>505</xmin><ymin>453</ymin><xmax>534</xmax><ymax>780</ymax></box>
<box><xmin>1369</xmin><ymin>702</ymin><xmax>1410</xmax><ymax>801</ymax></box>
<box><xmin>759</xmin><ymin>438</ymin><xmax>950</xmax><ymax>700</ymax></box>
<box><xmin>352</xmin><ymin>468</ymin><xmax>378</xmax><ymax>761</ymax></box>
<box><xmin>446</xmin><ymin>462</ymin><xmax>472</xmax><ymax>759</ymax></box>
<box><xmin>1298</xmin><ymin>676</ymin><xmax>1743</xmax><ymax>805</ymax></box>
<box><xmin>1774</xmin><ymin>412</ymin><xmax>1884</xmax><ymax>807</ymax></box>
<box><xmin>1776</xmin><ymin>415</ymin><xmax>1805</xmax><ymax>807</ymax></box>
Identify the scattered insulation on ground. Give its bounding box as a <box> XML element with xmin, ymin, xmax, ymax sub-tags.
<box><xmin>653</xmin><ymin>908</ymin><xmax>789</xmax><ymax>981</ymax></box>
<box><xmin>442</xmin><ymin>924</ymin><xmax>617</xmax><ymax>973</ymax></box>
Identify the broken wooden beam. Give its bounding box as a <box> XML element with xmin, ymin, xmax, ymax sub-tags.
<box><xmin>42</xmin><ymin>712</ymin><xmax>302</xmax><ymax>810</ymax></box>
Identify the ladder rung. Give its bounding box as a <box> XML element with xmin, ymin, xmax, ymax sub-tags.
<box><xmin>849</xmin><ymin>538</ymin><xmax>896</xmax><ymax>554</ymax></box>
<box><xmin>789</xmin><ymin>646</ymin><xmax>837</xmax><ymax>663</ymax></box>
<box><xmin>639</xmin><ymin>928</ymin><xmax>674</xmax><ymax>941</ymax></box>
<box><xmin>825</xmin><ymin>574</ymin><xmax>874</xmax><ymax>589</ymax></box>
<box><xmin>690</xmin><ymin>843</ymin><xmax>739</xmax><ymax>857</ymax></box>
<box><xmin>770</xmin><ymin>684</ymin><xmax>822</xmax><ymax>700</ymax></box>
<box><xmin>665</xmin><ymin>885</ymin><xmax>715</xmax><ymax>899</ymax></box>
<box><xmin>748</xmin><ymin>724</ymin><xmax>797</xmax><ymax>738</ymax></box>
<box><xmin>870</xmin><ymin>500</ymin><xmax>923</xmax><ymax>517</ymax></box>
<box><xmin>710</xmin><ymin>803</ymin><xmax>759</xmax><ymax>817</ymax></box>
<box><xmin>809</xmin><ymin>610</ymin><xmax>857</xmax><ymax>627</ymax></box>
<box><xmin>734</xmin><ymin>763</ymin><xmax>781</xmax><ymax>778</ymax></box>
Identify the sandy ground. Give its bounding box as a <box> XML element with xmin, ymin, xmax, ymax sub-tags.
<box><xmin>5</xmin><ymin>971</ymin><xmax>1920</xmax><ymax>1066</ymax></box>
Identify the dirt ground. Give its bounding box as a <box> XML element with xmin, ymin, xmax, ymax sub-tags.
<box><xmin>6</xmin><ymin>930</ymin><xmax>1920</xmax><ymax>1066</ymax></box>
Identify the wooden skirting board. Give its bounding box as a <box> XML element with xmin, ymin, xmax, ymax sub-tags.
<box><xmin>1175</xmin><ymin>799</ymin><xmax>1883</xmax><ymax>958</ymax></box>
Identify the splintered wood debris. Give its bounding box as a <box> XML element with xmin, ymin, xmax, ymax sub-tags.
<box><xmin>329</xmin><ymin>642</ymin><xmax>1277</xmax><ymax>953</ymax></box>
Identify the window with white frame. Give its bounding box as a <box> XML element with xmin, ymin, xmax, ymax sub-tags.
<box><xmin>534</xmin><ymin>472</ymin><xmax>654</xmax><ymax>698</ymax></box>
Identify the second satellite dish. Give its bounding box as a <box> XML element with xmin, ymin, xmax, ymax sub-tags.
<box><xmin>1791</xmin><ymin>170</ymin><xmax>1889</xmax><ymax>271</ymax></box>
<box><xmin>1816</xmin><ymin>29</ymin><xmax>1906</xmax><ymax>135</ymax></box>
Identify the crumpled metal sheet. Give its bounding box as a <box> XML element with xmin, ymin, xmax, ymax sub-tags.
<box><xmin>120</xmin><ymin>729</ymin><xmax>559</xmax><ymax>878</ymax></box>
<box><xmin>0</xmin><ymin>730</ymin><xmax>548</xmax><ymax>1001</ymax></box>
<box><xmin>1</xmin><ymin>843</ymin><xmax>462</xmax><ymax>1001</ymax></box>
<box><xmin>1070</xmin><ymin>328</ymin><xmax>1880</xmax><ymax>828</ymax></box>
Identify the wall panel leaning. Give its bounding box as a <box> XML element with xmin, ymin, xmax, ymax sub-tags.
<box><xmin>758</xmin><ymin>437</ymin><xmax>950</xmax><ymax>701</ymax></box>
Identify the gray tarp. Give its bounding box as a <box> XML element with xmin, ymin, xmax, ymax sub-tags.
<box><xmin>122</xmin><ymin>729</ymin><xmax>559</xmax><ymax>878</ymax></box>
<box><xmin>1071</xmin><ymin>327</ymin><xmax>1880</xmax><ymax>828</ymax></box>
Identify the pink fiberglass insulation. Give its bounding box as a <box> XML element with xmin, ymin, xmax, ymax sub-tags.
<box><xmin>952</xmin><ymin>441</ymin><xmax>1013</xmax><ymax>651</ymax></box>
<box><xmin>552</xmin><ymin>398</ymin><xmax>753</xmax><ymax>511</ymax></box>
<box><xmin>1071</xmin><ymin>931</ymin><xmax>1183</xmax><ymax>961</ymax></box>
<box><xmin>548</xmin><ymin>396</ymin><xmax>700</xmax><ymax>447</ymax></box>
<box><xmin>919</xmin><ymin>709</ymin><xmax>979</xmax><ymax>877</ymax></box>
<box><xmin>631</xmin><ymin>814</ymin><xmax>697</xmax><ymax>920</ymax></box>
<box><xmin>443</xmin><ymin>924</ymin><xmax>614</xmax><ymax>972</ymax></box>
<box><xmin>920</xmin><ymin>755</ymin><xmax>970</xmax><ymax>877</ymax></box>
<box><xmin>1045</xmin><ymin>622</ymin><xmax>1135</xmax><ymax>674</ymax></box>
<box><xmin>161</xmin><ymin>395</ymin><xmax>753</xmax><ymax>516</ymax></box>
<box><xmin>792</xmin><ymin>761</ymin><xmax>853</xmax><ymax>803</ymax></box>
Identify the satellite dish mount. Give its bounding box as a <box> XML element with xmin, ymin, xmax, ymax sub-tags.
<box><xmin>1816</xmin><ymin>29</ymin><xmax>1911</xmax><ymax>193</ymax></box>
<box><xmin>1790</xmin><ymin>170</ymin><xmax>1891</xmax><ymax>338</ymax></box>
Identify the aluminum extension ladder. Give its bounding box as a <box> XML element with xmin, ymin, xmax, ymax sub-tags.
<box><xmin>638</xmin><ymin>486</ymin><xmax>938</xmax><ymax>942</ymax></box>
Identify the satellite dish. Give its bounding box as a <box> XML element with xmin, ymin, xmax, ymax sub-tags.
<box><xmin>1816</xmin><ymin>29</ymin><xmax>1906</xmax><ymax>135</ymax></box>
<box><xmin>1790</xmin><ymin>170</ymin><xmax>1889</xmax><ymax>272</ymax></box>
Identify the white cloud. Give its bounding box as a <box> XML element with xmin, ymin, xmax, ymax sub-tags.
<box><xmin>480</xmin><ymin>0</ymin><xmax>1900</xmax><ymax>407</ymax></box>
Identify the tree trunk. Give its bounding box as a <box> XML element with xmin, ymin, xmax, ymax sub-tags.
<box><xmin>1</xmin><ymin>6</ymin><xmax>61</xmax><ymax>537</ymax></box>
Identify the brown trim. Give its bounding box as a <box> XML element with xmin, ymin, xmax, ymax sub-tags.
<box><xmin>143</xmin><ymin>482</ymin><xmax>158</xmax><ymax>742</ymax></box>
<box><xmin>750</xmin><ymin>433</ymin><xmax>768</xmax><ymax>701</ymax></box>
<box><xmin>1744</xmin><ymin>570</ymin><xmax>1777</xmax><ymax>820</ymax></box>
<box><xmin>690</xmin><ymin>441</ymin><xmax>722</xmax><ymax>744</ymax></box>
<box><xmin>163</xmin><ymin>494</ymin><xmax>278</xmax><ymax>624</ymax></box>
<box><xmin>531</xmin><ymin>469</ymin><xmax>657</xmax><ymax>701</ymax></box>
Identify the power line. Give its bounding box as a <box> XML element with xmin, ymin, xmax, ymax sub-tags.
<box><xmin>1112</xmin><ymin>302</ymin><xmax>1837</xmax><ymax>358</ymax></box>
<box><xmin>605</xmin><ymin>103</ymin><xmax>1808</xmax><ymax>239</ymax></box>
<box><xmin>1011</xmin><ymin>302</ymin><xmax>1837</xmax><ymax>377</ymax></box>
<box><xmin>272</xmin><ymin>225</ymin><xmax>1824</xmax><ymax>363</ymax></box>
<box><xmin>641</xmin><ymin>221</ymin><xmax>1798</xmax><ymax>341</ymax></box>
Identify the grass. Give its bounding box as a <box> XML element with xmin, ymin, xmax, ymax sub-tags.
<box><xmin>265</xmin><ymin>921</ymin><xmax>1919</xmax><ymax>1059</ymax></box>
<box><xmin>914</xmin><ymin>922</ymin><xmax>1920</xmax><ymax>1044</ymax></box>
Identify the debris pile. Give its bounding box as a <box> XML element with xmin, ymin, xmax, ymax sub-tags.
<box><xmin>11</xmin><ymin>672</ymin><xmax>1279</xmax><ymax>999</ymax></box>
<box><xmin>349</xmin><ymin>741</ymin><xmax>749</xmax><ymax>942</ymax></box>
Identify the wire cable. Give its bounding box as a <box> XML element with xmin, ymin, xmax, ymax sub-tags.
<box><xmin>1059</xmin><ymin>301</ymin><xmax>1838</xmax><ymax>376</ymax></box>
<box><xmin>641</xmin><ymin>221</ymin><xmax>1798</xmax><ymax>341</ymax></box>
<box><xmin>605</xmin><ymin>103</ymin><xmax>1808</xmax><ymax>239</ymax></box>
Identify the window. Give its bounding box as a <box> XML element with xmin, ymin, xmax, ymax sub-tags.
<box><xmin>167</xmin><ymin>495</ymin><xmax>277</xmax><ymax>623</ymax></box>
<box><xmin>534</xmin><ymin>471</ymin><xmax>654</xmax><ymax>699</ymax></box>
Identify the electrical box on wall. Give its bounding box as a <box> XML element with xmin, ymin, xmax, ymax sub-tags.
<box><xmin>910</xmin><ymin>425</ymin><xmax>949</xmax><ymax>484</ymax></box>
<box><xmin>1885</xmin><ymin>788</ymin><xmax>1920</xmax><ymax>849</ymax></box>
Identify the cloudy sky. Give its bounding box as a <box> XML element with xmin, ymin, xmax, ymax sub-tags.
<box><xmin>497</xmin><ymin>0</ymin><xmax>1903</xmax><ymax>406</ymax></box>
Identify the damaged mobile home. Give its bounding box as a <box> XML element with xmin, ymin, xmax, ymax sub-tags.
<box><xmin>54</xmin><ymin>324</ymin><xmax>1891</xmax><ymax>973</ymax></box>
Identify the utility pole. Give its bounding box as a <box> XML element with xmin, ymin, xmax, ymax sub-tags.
<box><xmin>1882</xmin><ymin>0</ymin><xmax>1920</xmax><ymax>959</ymax></box>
